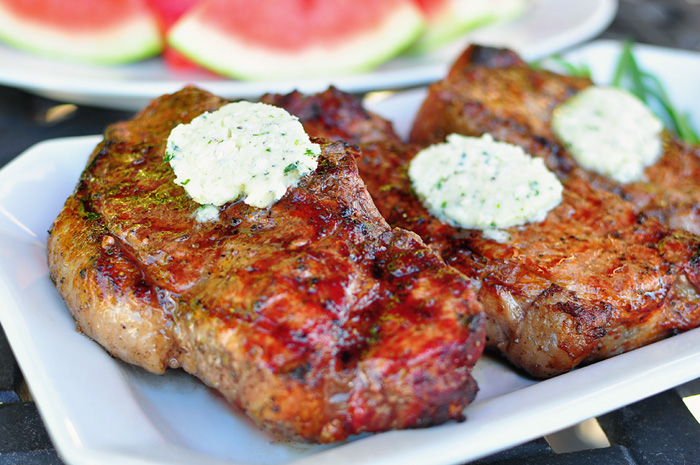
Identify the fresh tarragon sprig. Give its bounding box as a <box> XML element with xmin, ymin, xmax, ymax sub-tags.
<box><xmin>534</xmin><ymin>53</ymin><xmax>592</xmax><ymax>78</ymax></box>
<box><xmin>613</xmin><ymin>39</ymin><xmax>700</xmax><ymax>145</ymax></box>
<box><xmin>533</xmin><ymin>40</ymin><xmax>700</xmax><ymax>145</ymax></box>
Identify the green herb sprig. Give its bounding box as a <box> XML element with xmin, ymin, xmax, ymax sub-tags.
<box><xmin>613</xmin><ymin>39</ymin><xmax>700</xmax><ymax>145</ymax></box>
<box><xmin>532</xmin><ymin>41</ymin><xmax>699</xmax><ymax>145</ymax></box>
<box><xmin>532</xmin><ymin>54</ymin><xmax>592</xmax><ymax>78</ymax></box>
<box><xmin>536</xmin><ymin>40</ymin><xmax>699</xmax><ymax>145</ymax></box>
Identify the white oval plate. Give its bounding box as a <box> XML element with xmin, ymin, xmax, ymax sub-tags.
<box><xmin>0</xmin><ymin>0</ymin><xmax>617</xmax><ymax>110</ymax></box>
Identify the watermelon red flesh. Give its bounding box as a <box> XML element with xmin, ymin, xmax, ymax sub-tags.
<box><xmin>188</xmin><ymin>0</ymin><xmax>410</xmax><ymax>51</ymax></box>
<box><xmin>1</xmin><ymin>0</ymin><xmax>153</xmax><ymax>31</ymax></box>
<box><xmin>412</xmin><ymin>0</ymin><xmax>449</xmax><ymax>17</ymax></box>
<box><xmin>143</xmin><ymin>0</ymin><xmax>210</xmax><ymax>73</ymax></box>
<box><xmin>0</xmin><ymin>0</ymin><xmax>162</xmax><ymax>64</ymax></box>
<box><xmin>144</xmin><ymin>0</ymin><xmax>199</xmax><ymax>31</ymax></box>
<box><xmin>168</xmin><ymin>0</ymin><xmax>425</xmax><ymax>80</ymax></box>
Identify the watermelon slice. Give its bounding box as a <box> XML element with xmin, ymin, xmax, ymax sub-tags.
<box><xmin>0</xmin><ymin>0</ymin><xmax>162</xmax><ymax>64</ymax></box>
<box><xmin>409</xmin><ymin>0</ymin><xmax>528</xmax><ymax>54</ymax></box>
<box><xmin>143</xmin><ymin>0</ymin><xmax>215</xmax><ymax>73</ymax></box>
<box><xmin>144</xmin><ymin>0</ymin><xmax>200</xmax><ymax>31</ymax></box>
<box><xmin>161</xmin><ymin>46</ymin><xmax>209</xmax><ymax>72</ymax></box>
<box><xmin>167</xmin><ymin>0</ymin><xmax>425</xmax><ymax>80</ymax></box>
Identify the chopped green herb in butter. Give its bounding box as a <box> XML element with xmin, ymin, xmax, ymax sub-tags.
<box><xmin>165</xmin><ymin>101</ymin><xmax>321</xmax><ymax>221</ymax></box>
<box><xmin>552</xmin><ymin>86</ymin><xmax>663</xmax><ymax>184</ymax></box>
<box><xmin>195</xmin><ymin>204</ymin><xmax>220</xmax><ymax>223</ymax></box>
<box><xmin>408</xmin><ymin>133</ymin><xmax>563</xmax><ymax>241</ymax></box>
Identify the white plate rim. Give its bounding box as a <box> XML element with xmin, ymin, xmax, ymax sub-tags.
<box><xmin>0</xmin><ymin>0</ymin><xmax>617</xmax><ymax>109</ymax></box>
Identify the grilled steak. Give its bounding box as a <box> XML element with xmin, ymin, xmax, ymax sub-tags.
<box><xmin>410</xmin><ymin>45</ymin><xmax>700</xmax><ymax>235</ymax></box>
<box><xmin>47</xmin><ymin>87</ymin><xmax>485</xmax><ymax>443</ymax></box>
<box><xmin>264</xmin><ymin>84</ymin><xmax>700</xmax><ymax>379</ymax></box>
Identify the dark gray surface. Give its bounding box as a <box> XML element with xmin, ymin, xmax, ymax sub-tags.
<box><xmin>0</xmin><ymin>328</ymin><xmax>21</xmax><ymax>404</ymax></box>
<box><xmin>0</xmin><ymin>1</ymin><xmax>698</xmax><ymax>464</ymax></box>
<box><xmin>600</xmin><ymin>0</ymin><xmax>700</xmax><ymax>50</ymax></box>
<box><xmin>599</xmin><ymin>390</ymin><xmax>700</xmax><ymax>465</ymax></box>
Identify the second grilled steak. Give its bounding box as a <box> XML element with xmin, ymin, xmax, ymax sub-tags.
<box><xmin>264</xmin><ymin>85</ymin><xmax>700</xmax><ymax>379</ymax></box>
<box><xmin>410</xmin><ymin>45</ymin><xmax>700</xmax><ymax>235</ymax></box>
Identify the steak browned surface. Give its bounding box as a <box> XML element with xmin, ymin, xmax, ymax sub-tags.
<box><xmin>260</xmin><ymin>87</ymin><xmax>402</xmax><ymax>146</ymax></box>
<box><xmin>47</xmin><ymin>87</ymin><xmax>485</xmax><ymax>443</ymax></box>
<box><xmin>264</xmin><ymin>85</ymin><xmax>700</xmax><ymax>379</ymax></box>
<box><xmin>410</xmin><ymin>45</ymin><xmax>700</xmax><ymax>235</ymax></box>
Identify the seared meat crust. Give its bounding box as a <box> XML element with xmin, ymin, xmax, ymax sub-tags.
<box><xmin>410</xmin><ymin>45</ymin><xmax>700</xmax><ymax>235</ymax></box>
<box><xmin>47</xmin><ymin>87</ymin><xmax>485</xmax><ymax>442</ymax></box>
<box><xmin>260</xmin><ymin>87</ymin><xmax>402</xmax><ymax>146</ymax></box>
<box><xmin>264</xmin><ymin>85</ymin><xmax>700</xmax><ymax>379</ymax></box>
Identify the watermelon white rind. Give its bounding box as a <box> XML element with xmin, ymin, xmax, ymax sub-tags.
<box><xmin>0</xmin><ymin>2</ymin><xmax>162</xmax><ymax>64</ymax></box>
<box><xmin>409</xmin><ymin>0</ymin><xmax>527</xmax><ymax>54</ymax></box>
<box><xmin>167</xmin><ymin>2</ymin><xmax>425</xmax><ymax>81</ymax></box>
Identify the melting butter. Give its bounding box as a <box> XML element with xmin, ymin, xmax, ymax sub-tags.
<box><xmin>166</xmin><ymin>101</ymin><xmax>320</xmax><ymax>221</ymax></box>
<box><xmin>408</xmin><ymin>133</ymin><xmax>563</xmax><ymax>241</ymax></box>
<box><xmin>552</xmin><ymin>86</ymin><xmax>663</xmax><ymax>184</ymax></box>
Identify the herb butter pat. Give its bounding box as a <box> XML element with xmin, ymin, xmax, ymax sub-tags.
<box><xmin>552</xmin><ymin>86</ymin><xmax>663</xmax><ymax>184</ymax></box>
<box><xmin>166</xmin><ymin>101</ymin><xmax>320</xmax><ymax>219</ymax></box>
<box><xmin>408</xmin><ymin>133</ymin><xmax>563</xmax><ymax>241</ymax></box>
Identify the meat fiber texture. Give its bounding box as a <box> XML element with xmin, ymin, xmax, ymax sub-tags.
<box><xmin>262</xmin><ymin>80</ymin><xmax>700</xmax><ymax>379</ymax></box>
<box><xmin>46</xmin><ymin>87</ymin><xmax>485</xmax><ymax>443</ymax></box>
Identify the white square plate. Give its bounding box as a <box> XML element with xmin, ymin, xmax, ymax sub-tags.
<box><xmin>1</xmin><ymin>40</ymin><xmax>699</xmax><ymax>465</ymax></box>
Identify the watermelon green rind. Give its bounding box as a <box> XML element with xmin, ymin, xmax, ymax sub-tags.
<box><xmin>0</xmin><ymin>2</ymin><xmax>162</xmax><ymax>64</ymax></box>
<box><xmin>409</xmin><ymin>0</ymin><xmax>527</xmax><ymax>54</ymax></box>
<box><xmin>409</xmin><ymin>15</ymin><xmax>493</xmax><ymax>54</ymax></box>
<box><xmin>167</xmin><ymin>3</ymin><xmax>425</xmax><ymax>81</ymax></box>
